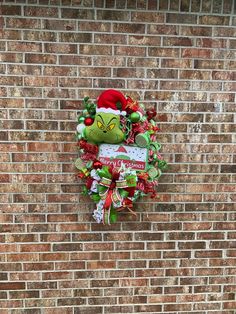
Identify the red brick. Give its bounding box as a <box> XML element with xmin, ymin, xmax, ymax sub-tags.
<box><xmin>78</xmin><ymin>21</ymin><xmax>111</xmax><ymax>32</ymax></box>
<box><xmin>131</xmin><ymin>12</ymin><xmax>164</xmax><ymax>23</ymax></box>
<box><xmin>195</xmin><ymin>59</ymin><xmax>225</xmax><ymax>69</ymax></box>
<box><xmin>80</xmin><ymin>44</ymin><xmax>112</xmax><ymax>55</ymax></box>
<box><xmin>24</xmin><ymin>6</ymin><xmax>59</xmax><ymax>17</ymax></box>
<box><xmin>115</xmin><ymin>46</ymin><xmax>146</xmax><ymax>56</ymax></box>
<box><xmin>7</xmin><ymin>253</ymin><xmax>39</xmax><ymax>262</ymax></box>
<box><xmin>44</xmin><ymin>88</ymin><xmax>76</xmax><ymax>99</ymax></box>
<box><xmin>87</xmin><ymin>261</ymin><xmax>116</xmax><ymax>269</ymax></box>
<box><xmin>118</xmin><ymin>260</ymin><xmax>147</xmax><ymax>269</ymax></box>
<box><xmin>7</xmin><ymin>64</ymin><xmax>42</xmax><ymax>75</ymax></box>
<box><xmin>182</xmin><ymin>48</ymin><xmax>212</xmax><ymax>58</ymax></box>
<box><xmin>0</xmin><ymin>87</ymin><xmax>7</xmax><ymax>97</ymax></box>
<box><xmin>44</xmin><ymin>65</ymin><xmax>77</xmax><ymax>76</ymax></box>
<box><xmin>184</xmin><ymin>222</ymin><xmax>212</xmax><ymax>231</ymax></box>
<box><xmin>75</xmin><ymin>307</ymin><xmax>102</xmax><ymax>314</ymax></box>
<box><xmin>122</xmin><ymin>222</ymin><xmax>151</xmax><ymax>231</ymax></box>
<box><xmin>0</xmin><ymin>42</ymin><xmax>6</xmax><ymax>51</ymax></box>
<box><xmin>199</xmin><ymin>15</ymin><xmax>230</xmax><ymax>25</ymax></box>
<box><xmin>132</xmin><ymin>251</ymin><xmax>161</xmax><ymax>259</ymax></box>
<box><xmin>79</xmin><ymin>67</ymin><xmax>111</xmax><ymax>77</ymax></box>
<box><xmin>215</xmin><ymin>27</ymin><xmax>236</xmax><ymax>38</ymax></box>
<box><xmin>55</xmin><ymin>261</ymin><xmax>85</xmax><ymax>270</ymax></box>
<box><xmin>56</xmin><ymin>298</ymin><xmax>84</xmax><ymax>306</ymax></box>
<box><xmin>114</xmin><ymin>67</ymin><xmax>144</xmax><ymax>78</ymax></box>
<box><xmin>0</xmin><ymin>30</ymin><xmax>21</xmax><ymax>40</ymax></box>
<box><xmin>0</xmin><ymin>52</ymin><xmax>23</xmax><ymax>63</ymax></box>
<box><xmin>149</xmin><ymin>260</ymin><xmax>177</xmax><ymax>270</ymax></box>
<box><xmin>84</xmin><ymin>243</ymin><xmax>114</xmax><ymax>251</ymax></box>
<box><xmin>59</xmin><ymin>55</ymin><xmax>91</xmax><ymax>66</ymax></box>
<box><xmin>97</xmin><ymin>10</ymin><xmax>129</xmax><ymax>21</ymax></box>
<box><xmin>149</xmin><ymin>295</ymin><xmax>176</xmax><ymax>303</ymax></box>
<box><xmin>149</xmin><ymin>47</ymin><xmax>179</xmax><ymax>58</ymax></box>
<box><xmin>0</xmin><ymin>174</ymin><xmax>11</xmax><ymax>183</ymax></box>
<box><xmin>164</xmin><ymin>36</ymin><xmax>193</xmax><ymax>46</ymax></box>
<box><xmin>0</xmin><ymin>282</ymin><xmax>25</xmax><ymax>290</ymax></box>
<box><xmin>23</xmin><ymin>30</ymin><xmax>57</xmax><ymax>42</ymax></box>
<box><xmin>197</xmin><ymin>38</ymin><xmax>227</xmax><ymax>48</ymax></box>
<box><xmin>52</xmin><ymin>243</ymin><xmax>83</xmax><ymax>252</ymax></box>
<box><xmin>25</xmin><ymin>54</ymin><xmax>57</xmax><ymax>64</ymax></box>
<box><xmin>0</xmin><ymin>300</ymin><xmax>24</xmax><ymax>308</ymax></box>
<box><xmin>167</xmin><ymin>13</ymin><xmax>197</xmax><ymax>24</ymax></box>
<box><xmin>160</xmin><ymin>80</ymin><xmax>190</xmax><ymax>90</ymax></box>
<box><xmin>27</xmin><ymin>142</ymin><xmax>61</xmax><ymax>152</ymax></box>
<box><xmin>43</xmin><ymin>19</ymin><xmax>76</xmax><ymax>31</ymax></box>
<box><xmin>19</xmin><ymin>243</ymin><xmax>50</xmax><ymax>253</ymax></box>
<box><xmin>94</xmin><ymin>78</ymin><xmax>125</xmax><ymax>89</ymax></box>
<box><xmin>60</xmin><ymin>32</ymin><xmax>92</xmax><ymax>43</ymax></box>
<box><xmin>95</xmin><ymin>34</ymin><xmax>126</xmax><ymax>44</ymax></box>
<box><xmin>119</xmin><ymin>295</ymin><xmax>147</xmax><ymax>304</ymax></box>
<box><xmin>88</xmin><ymin>297</ymin><xmax>117</xmax><ymax>305</ymax></box>
<box><xmin>197</xmin><ymin>232</ymin><xmax>225</xmax><ymax>240</ymax></box>
<box><xmin>114</xmin><ymin>23</ymin><xmax>145</xmax><ymax>34</ymax></box>
<box><xmin>223</xmin><ymin>302</ymin><xmax>236</xmax><ymax>309</ymax></box>
<box><xmin>90</xmin><ymin>278</ymin><xmax>119</xmax><ymax>287</ymax></box>
<box><xmin>8</xmin><ymin>42</ymin><xmax>42</xmax><ymax>53</ymax></box>
<box><xmin>180</xmin><ymin>259</ymin><xmax>208</xmax><ymax>268</ymax></box>
<box><xmin>24</xmin><ymin>262</ymin><xmax>54</xmax><ymax>271</ymax></box>
<box><xmin>166</xmin><ymin>304</ymin><xmax>193</xmax><ymax>312</ymax></box>
<box><xmin>148</xmin><ymin>24</ymin><xmax>178</xmax><ymax>35</ymax></box>
<box><xmin>2</xmin><ymin>5</ymin><xmax>21</xmax><ymax>15</ymax></box>
<box><xmin>6</xmin><ymin>17</ymin><xmax>41</xmax><ymax>29</ymax></box>
<box><xmin>164</xmin><ymin>250</ymin><xmax>191</xmax><ymax>258</ymax></box>
<box><xmin>61</xmin><ymin>8</ymin><xmax>94</xmax><ymax>19</ymax></box>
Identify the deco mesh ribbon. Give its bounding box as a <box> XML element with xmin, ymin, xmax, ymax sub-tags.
<box><xmin>75</xmin><ymin>89</ymin><xmax>167</xmax><ymax>224</ymax></box>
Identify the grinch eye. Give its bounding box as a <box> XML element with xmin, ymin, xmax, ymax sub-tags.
<box><xmin>107</xmin><ymin>123</ymin><xmax>115</xmax><ymax>131</ymax></box>
<box><xmin>97</xmin><ymin>121</ymin><xmax>105</xmax><ymax>130</ymax></box>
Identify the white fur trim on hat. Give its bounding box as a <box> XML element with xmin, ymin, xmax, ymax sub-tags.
<box><xmin>96</xmin><ymin>107</ymin><xmax>126</xmax><ymax>116</ymax></box>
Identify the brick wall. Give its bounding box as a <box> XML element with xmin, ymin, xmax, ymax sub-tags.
<box><xmin>0</xmin><ymin>0</ymin><xmax>235</xmax><ymax>313</ymax></box>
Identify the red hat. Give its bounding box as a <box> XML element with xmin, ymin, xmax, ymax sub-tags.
<box><xmin>96</xmin><ymin>89</ymin><xmax>127</xmax><ymax>116</ymax></box>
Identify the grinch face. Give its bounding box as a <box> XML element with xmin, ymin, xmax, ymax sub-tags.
<box><xmin>85</xmin><ymin>112</ymin><xmax>125</xmax><ymax>144</ymax></box>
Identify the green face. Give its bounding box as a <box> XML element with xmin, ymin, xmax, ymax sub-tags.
<box><xmin>85</xmin><ymin>112</ymin><xmax>125</xmax><ymax>144</ymax></box>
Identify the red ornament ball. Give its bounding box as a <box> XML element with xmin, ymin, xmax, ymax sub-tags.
<box><xmin>84</xmin><ymin>117</ymin><xmax>94</xmax><ymax>126</ymax></box>
<box><xmin>93</xmin><ymin>160</ymin><xmax>103</xmax><ymax>169</ymax></box>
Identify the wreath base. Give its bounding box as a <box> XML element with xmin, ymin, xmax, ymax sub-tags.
<box><xmin>75</xmin><ymin>90</ymin><xmax>167</xmax><ymax>224</ymax></box>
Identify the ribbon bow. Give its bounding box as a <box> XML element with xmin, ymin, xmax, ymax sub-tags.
<box><xmin>99</xmin><ymin>177</ymin><xmax>129</xmax><ymax>225</ymax></box>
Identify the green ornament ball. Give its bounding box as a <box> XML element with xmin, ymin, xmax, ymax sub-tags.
<box><xmin>130</xmin><ymin>112</ymin><xmax>141</xmax><ymax>123</ymax></box>
<box><xmin>78</xmin><ymin>116</ymin><xmax>85</xmax><ymax>123</ymax></box>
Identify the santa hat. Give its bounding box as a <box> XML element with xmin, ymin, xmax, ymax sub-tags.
<box><xmin>96</xmin><ymin>89</ymin><xmax>127</xmax><ymax>116</ymax></box>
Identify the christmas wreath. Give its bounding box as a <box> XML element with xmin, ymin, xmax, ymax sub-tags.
<box><xmin>75</xmin><ymin>89</ymin><xmax>167</xmax><ymax>224</ymax></box>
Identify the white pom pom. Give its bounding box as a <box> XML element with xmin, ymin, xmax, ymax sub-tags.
<box><xmin>77</xmin><ymin>123</ymin><xmax>85</xmax><ymax>134</ymax></box>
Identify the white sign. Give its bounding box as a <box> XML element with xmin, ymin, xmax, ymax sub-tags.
<box><xmin>98</xmin><ymin>144</ymin><xmax>148</xmax><ymax>171</ymax></box>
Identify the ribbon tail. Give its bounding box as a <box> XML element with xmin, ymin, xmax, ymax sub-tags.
<box><xmin>127</xmin><ymin>207</ymin><xmax>137</xmax><ymax>217</ymax></box>
<box><xmin>103</xmin><ymin>189</ymin><xmax>113</xmax><ymax>225</ymax></box>
<box><xmin>116</xmin><ymin>206</ymin><xmax>137</xmax><ymax>217</ymax></box>
<box><xmin>111</xmin><ymin>188</ymin><xmax>122</xmax><ymax>208</ymax></box>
